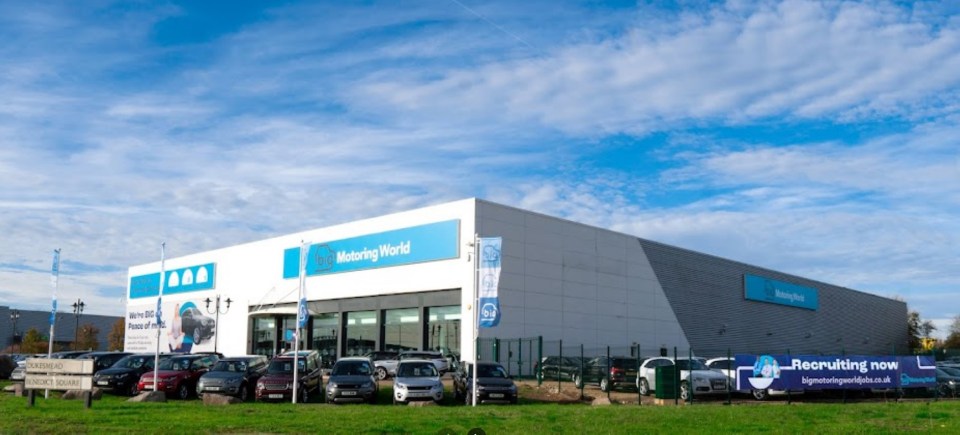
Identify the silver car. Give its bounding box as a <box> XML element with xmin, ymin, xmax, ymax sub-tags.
<box><xmin>393</xmin><ymin>359</ymin><xmax>444</xmax><ymax>404</ymax></box>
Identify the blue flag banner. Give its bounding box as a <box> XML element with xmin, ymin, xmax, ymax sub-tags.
<box><xmin>298</xmin><ymin>298</ymin><xmax>308</xmax><ymax>328</ymax></box>
<box><xmin>477</xmin><ymin>237</ymin><xmax>502</xmax><ymax>328</ymax></box>
<box><xmin>733</xmin><ymin>354</ymin><xmax>937</xmax><ymax>391</ymax></box>
<box><xmin>49</xmin><ymin>249</ymin><xmax>61</xmax><ymax>326</ymax></box>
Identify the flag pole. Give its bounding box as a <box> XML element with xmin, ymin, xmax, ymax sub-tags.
<box><xmin>46</xmin><ymin>248</ymin><xmax>61</xmax><ymax>399</ymax></box>
<box><xmin>293</xmin><ymin>240</ymin><xmax>308</xmax><ymax>404</ymax></box>
<box><xmin>472</xmin><ymin>233</ymin><xmax>479</xmax><ymax>407</ymax></box>
<box><xmin>153</xmin><ymin>243</ymin><xmax>166</xmax><ymax>392</ymax></box>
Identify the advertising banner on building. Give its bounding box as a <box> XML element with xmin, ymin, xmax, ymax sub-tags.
<box><xmin>125</xmin><ymin>299</ymin><xmax>221</xmax><ymax>354</ymax></box>
<box><xmin>734</xmin><ymin>354</ymin><xmax>937</xmax><ymax>391</ymax></box>
<box><xmin>477</xmin><ymin>237</ymin><xmax>502</xmax><ymax>328</ymax></box>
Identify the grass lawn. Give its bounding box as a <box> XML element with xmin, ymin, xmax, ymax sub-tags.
<box><xmin>2</xmin><ymin>382</ymin><xmax>957</xmax><ymax>434</ymax></box>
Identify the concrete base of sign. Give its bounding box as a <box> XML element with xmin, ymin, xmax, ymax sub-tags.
<box><xmin>202</xmin><ymin>394</ymin><xmax>242</xmax><ymax>406</ymax></box>
<box><xmin>591</xmin><ymin>397</ymin><xmax>612</xmax><ymax>406</ymax></box>
<box><xmin>128</xmin><ymin>391</ymin><xmax>167</xmax><ymax>403</ymax></box>
<box><xmin>62</xmin><ymin>389</ymin><xmax>102</xmax><ymax>400</ymax></box>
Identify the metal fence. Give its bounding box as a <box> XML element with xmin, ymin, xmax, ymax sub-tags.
<box><xmin>476</xmin><ymin>337</ymin><xmax>959</xmax><ymax>405</ymax></box>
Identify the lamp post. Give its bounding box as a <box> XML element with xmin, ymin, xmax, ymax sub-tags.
<box><xmin>71</xmin><ymin>299</ymin><xmax>85</xmax><ymax>351</ymax></box>
<box><xmin>204</xmin><ymin>295</ymin><xmax>232</xmax><ymax>354</ymax></box>
<box><xmin>9</xmin><ymin>310</ymin><xmax>20</xmax><ymax>352</ymax></box>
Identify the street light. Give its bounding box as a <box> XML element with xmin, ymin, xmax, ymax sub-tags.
<box><xmin>9</xmin><ymin>310</ymin><xmax>20</xmax><ymax>353</ymax></box>
<box><xmin>204</xmin><ymin>295</ymin><xmax>232</xmax><ymax>354</ymax></box>
<box><xmin>71</xmin><ymin>299</ymin><xmax>85</xmax><ymax>351</ymax></box>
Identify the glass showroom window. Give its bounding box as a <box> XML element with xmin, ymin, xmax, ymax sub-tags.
<box><xmin>280</xmin><ymin>316</ymin><xmax>300</xmax><ymax>352</ymax></box>
<box><xmin>252</xmin><ymin>317</ymin><xmax>276</xmax><ymax>356</ymax></box>
<box><xmin>384</xmin><ymin>308</ymin><xmax>420</xmax><ymax>352</ymax></box>
<box><xmin>345</xmin><ymin>311</ymin><xmax>377</xmax><ymax>356</ymax></box>
<box><xmin>427</xmin><ymin>305</ymin><xmax>461</xmax><ymax>356</ymax></box>
<box><xmin>311</xmin><ymin>313</ymin><xmax>339</xmax><ymax>365</ymax></box>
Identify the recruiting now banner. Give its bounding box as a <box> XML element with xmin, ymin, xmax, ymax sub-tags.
<box><xmin>477</xmin><ymin>237</ymin><xmax>502</xmax><ymax>328</ymax></box>
<box><xmin>733</xmin><ymin>354</ymin><xmax>937</xmax><ymax>391</ymax></box>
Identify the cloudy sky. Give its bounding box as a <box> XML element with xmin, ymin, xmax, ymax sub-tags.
<box><xmin>1</xmin><ymin>1</ymin><xmax>957</xmax><ymax>338</ymax></box>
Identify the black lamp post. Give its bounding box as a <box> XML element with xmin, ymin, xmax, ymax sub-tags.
<box><xmin>9</xmin><ymin>310</ymin><xmax>20</xmax><ymax>352</ymax></box>
<box><xmin>204</xmin><ymin>295</ymin><xmax>232</xmax><ymax>354</ymax></box>
<box><xmin>71</xmin><ymin>299</ymin><xmax>85</xmax><ymax>351</ymax></box>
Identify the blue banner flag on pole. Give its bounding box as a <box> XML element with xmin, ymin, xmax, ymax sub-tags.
<box><xmin>49</xmin><ymin>249</ymin><xmax>60</xmax><ymax>326</ymax></box>
<box><xmin>477</xmin><ymin>237</ymin><xmax>502</xmax><ymax>328</ymax></box>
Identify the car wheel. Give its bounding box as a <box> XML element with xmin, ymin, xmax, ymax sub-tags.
<box><xmin>572</xmin><ymin>374</ymin><xmax>582</xmax><ymax>388</ymax></box>
<box><xmin>177</xmin><ymin>383</ymin><xmax>190</xmax><ymax>400</ymax></box>
<box><xmin>375</xmin><ymin>367</ymin><xmax>388</xmax><ymax>381</ymax></box>
<box><xmin>600</xmin><ymin>377</ymin><xmax>612</xmax><ymax>392</ymax></box>
<box><xmin>193</xmin><ymin>327</ymin><xmax>202</xmax><ymax>344</ymax></box>
<box><xmin>751</xmin><ymin>388</ymin><xmax>769</xmax><ymax>401</ymax></box>
<box><xmin>639</xmin><ymin>379</ymin><xmax>650</xmax><ymax>396</ymax></box>
<box><xmin>679</xmin><ymin>381</ymin><xmax>690</xmax><ymax>401</ymax></box>
<box><xmin>239</xmin><ymin>383</ymin><xmax>249</xmax><ymax>402</ymax></box>
<box><xmin>128</xmin><ymin>382</ymin><xmax>140</xmax><ymax>396</ymax></box>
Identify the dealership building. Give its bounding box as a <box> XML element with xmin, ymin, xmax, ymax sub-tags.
<box><xmin>124</xmin><ymin>198</ymin><xmax>908</xmax><ymax>363</ymax></box>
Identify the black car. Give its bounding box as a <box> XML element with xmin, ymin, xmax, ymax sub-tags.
<box><xmin>51</xmin><ymin>351</ymin><xmax>93</xmax><ymax>359</ymax></box>
<box><xmin>573</xmin><ymin>356</ymin><xmax>638</xmax><ymax>392</ymax></box>
<box><xmin>454</xmin><ymin>361</ymin><xmax>518</xmax><ymax>404</ymax></box>
<box><xmin>92</xmin><ymin>353</ymin><xmax>167</xmax><ymax>396</ymax></box>
<box><xmin>535</xmin><ymin>356</ymin><xmax>583</xmax><ymax>382</ymax></box>
<box><xmin>181</xmin><ymin>306</ymin><xmax>216</xmax><ymax>344</ymax></box>
<box><xmin>325</xmin><ymin>357</ymin><xmax>378</xmax><ymax>404</ymax></box>
<box><xmin>78</xmin><ymin>351</ymin><xmax>132</xmax><ymax>374</ymax></box>
<box><xmin>196</xmin><ymin>355</ymin><xmax>269</xmax><ymax>401</ymax></box>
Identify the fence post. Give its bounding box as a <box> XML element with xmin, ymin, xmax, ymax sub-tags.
<box><xmin>725</xmin><ymin>347</ymin><xmax>731</xmax><ymax>405</ymax></box>
<box><xmin>517</xmin><ymin>338</ymin><xmax>523</xmax><ymax>380</ymax></box>
<box><xmin>637</xmin><ymin>344</ymin><xmax>642</xmax><ymax>406</ymax></box>
<box><xmin>580</xmin><ymin>344</ymin><xmax>585</xmax><ymax>400</ymax></box>
<box><xmin>494</xmin><ymin>338</ymin><xmax>500</xmax><ymax>363</ymax></box>
<box><xmin>932</xmin><ymin>348</ymin><xmax>939</xmax><ymax>402</ymax></box>
<box><xmin>786</xmin><ymin>348</ymin><xmax>791</xmax><ymax>405</ymax></box>
<box><xmin>893</xmin><ymin>344</ymin><xmax>900</xmax><ymax>401</ymax></box>
<box><xmin>841</xmin><ymin>348</ymin><xmax>846</xmax><ymax>404</ymax></box>
<box><xmin>537</xmin><ymin>336</ymin><xmax>543</xmax><ymax>386</ymax></box>
<box><xmin>558</xmin><ymin>340</ymin><xmax>563</xmax><ymax>392</ymax></box>
<box><xmin>688</xmin><ymin>347</ymin><xmax>694</xmax><ymax>405</ymax></box>
<box><xmin>673</xmin><ymin>346</ymin><xmax>679</xmax><ymax>406</ymax></box>
<box><xmin>607</xmin><ymin>345</ymin><xmax>611</xmax><ymax>402</ymax></box>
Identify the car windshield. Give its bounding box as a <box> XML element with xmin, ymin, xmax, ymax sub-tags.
<box><xmin>398</xmin><ymin>362</ymin><xmax>437</xmax><ymax>378</ymax></box>
<box><xmin>476</xmin><ymin>364</ymin><xmax>508</xmax><ymax>378</ymax></box>
<box><xmin>267</xmin><ymin>359</ymin><xmax>304</xmax><ymax>374</ymax></box>
<box><xmin>157</xmin><ymin>357</ymin><xmax>194</xmax><ymax>371</ymax></box>
<box><xmin>114</xmin><ymin>356</ymin><xmax>148</xmax><ymax>369</ymax></box>
<box><xmin>676</xmin><ymin>359</ymin><xmax>708</xmax><ymax>370</ymax></box>
<box><xmin>213</xmin><ymin>360</ymin><xmax>247</xmax><ymax>372</ymax></box>
<box><xmin>331</xmin><ymin>361</ymin><xmax>372</xmax><ymax>376</ymax></box>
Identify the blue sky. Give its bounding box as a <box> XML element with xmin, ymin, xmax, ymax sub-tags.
<box><xmin>1</xmin><ymin>1</ymin><xmax>957</xmax><ymax>338</ymax></box>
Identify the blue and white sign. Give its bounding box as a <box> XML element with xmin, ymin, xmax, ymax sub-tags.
<box><xmin>477</xmin><ymin>237</ymin><xmax>502</xmax><ymax>328</ymax></box>
<box><xmin>297</xmin><ymin>298</ymin><xmax>308</xmax><ymax>328</ymax></box>
<box><xmin>129</xmin><ymin>263</ymin><xmax>217</xmax><ymax>299</ymax></box>
<box><xmin>744</xmin><ymin>274</ymin><xmax>819</xmax><ymax>310</ymax></box>
<box><xmin>49</xmin><ymin>249</ymin><xmax>61</xmax><ymax>326</ymax></box>
<box><xmin>282</xmin><ymin>220</ymin><xmax>460</xmax><ymax>279</ymax></box>
<box><xmin>733</xmin><ymin>354</ymin><xmax>937</xmax><ymax>391</ymax></box>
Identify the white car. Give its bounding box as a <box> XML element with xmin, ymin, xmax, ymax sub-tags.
<box><xmin>393</xmin><ymin>359</ymin><xmax>444</xmax><ymax>404</ymax></box>
<box><xmin>399</xmin><ymin>351</ymin><xmax>449</xmax><ymax>374</ymax></box>
<box><xmin>637</xmin><ymin>356</ymin><xmax>729</xmax><ymax>400</ymax></box>
<box><xmin>705</xmin><ymin>357</ymin><xmax>802</xmax><ymax>401</ymax></box>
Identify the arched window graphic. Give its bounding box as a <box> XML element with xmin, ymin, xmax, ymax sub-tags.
<box><xmin>168</xmin><ymin>271</ymin><xmax>180</xmax><ymax>288</ymax></box>
<box><xmin>182</xmin><ymin>269</ymin><xmax>194</xmax><ymax>286</ymax></box>
<box><xmin>196</xmin><ymin>266</ymin><xmax>209</xmax><ymax>284</ymax></box>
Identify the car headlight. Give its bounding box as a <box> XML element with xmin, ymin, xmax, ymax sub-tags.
<box><xmin>394</xmin><ymin>383</ymin><xmax>406</xmax><ymax>390</ymax></box>
<box><xmin>328</xmin><ymin>382</ymin><xmax>338</xmax><ymax>389</ymax></box>
<box><xmin>693</xmin><ymin>377</ymin><xmax>709</xmax><ymax>386</ymax></box>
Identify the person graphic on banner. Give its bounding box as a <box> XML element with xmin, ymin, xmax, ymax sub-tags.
<box><xmin>167</xmin><ymin>303</ymin><xmax>193</xmax><ymax>353</ymax></box>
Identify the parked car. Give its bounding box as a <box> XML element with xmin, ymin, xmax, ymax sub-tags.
<box><xmin>180</xmin><ymin>306</ymin><xmax>216</xmax><ymax>344</ymax></box>
<box><xmin>535</xmin><ymin>356</ymin><xmax>583</xmax><ymax>382</ymax></box>
<box><xmin>256</xmin><ymin>350</ymin><xmax>323</xmax><ymax>403</ymax></box>
<box><xmin>78</xmin><ymin>351</ymin><xmax>132</xmax><ymax>374</ymax></box>
<box><xmin>393</xmin><ymin>359</ymin><xmax>444</xmax><ymax>405</ymax></box>
<box><xmin>637</xmin><ymin>357</ymin><xmax>728</xmax><ymax>400</ymax></box>
<box><xmin>365</xmin><ymin>350</ymin><xmax>400</xmax><ymax>380</ymax></box>
<box><xmin>51</xmin><ymin>350</ymin><xmax>93</xmax><ymax>359</ymax></box>
<box><xmin>325</xmin><ymin>357</ymin><xmax>378</xmax><ymax>404</ymax></box>
<box><xmin>936</xmin><ymin>367</ymin><xmax>960</xmax><ymax>398</ymax></box>
<box><xmin>137</xmin><ymin>353</ymin><xmax>218</xmax><ymax>399</ymax></box>
<box><xmin>705</xmin><ymin>357</ymin><xmax>801</xmax><ymax>401</ymax></box>
<box><xmin>196</xmin><ymin>355</ymin><xmax>269</xmax><ymax>401</ymax></box>
<box><xmin>454</xmin><ymin>361</ymin><xmax>518</xmax><ymax>404</ymax></box>
<box><xmin>573</xmin><ymin>356</ymin><xmax>639</xmax><ymax>392</ymax></box>
<box><xmin>10</xmin><ymin>365</ymin><xmax>26</xmax><ymax>382</ymax></box>
<box><xmin>93</xmin><ymin>354</ymin><xmax>166</xmax><ymax>396</ymax></box>
<box><xmin>400</xmin><ymin>351</ymin><xmax>449</xmax><ymax>374</ymax></box>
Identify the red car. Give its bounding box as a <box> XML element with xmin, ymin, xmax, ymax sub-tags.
<box><xmin>137</xmin><ymin>354</ymin><xmax>219</xmax><ymax>399</ymax></box>
<box><xmin>256</xmin><ymin>351</ymin><xmax>323</xmax><ymax>403</ymax></box>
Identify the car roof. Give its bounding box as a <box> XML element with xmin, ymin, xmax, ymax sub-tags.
<box><xmin>398</xmin><ymin>359</ymin><xmax>435</xmax><ymax>365</ymax></box>
<box><xmin>335</xmin><ymin>357</ymin><xmax>372</xmax><ymax>363</ymax></box>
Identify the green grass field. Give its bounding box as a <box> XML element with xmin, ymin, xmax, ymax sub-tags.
<box><xmin>2</xmin><ymin>383</ymin><xmax>957</xmax><ymax>434</ymax></box>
